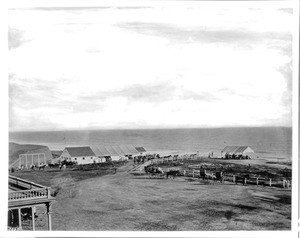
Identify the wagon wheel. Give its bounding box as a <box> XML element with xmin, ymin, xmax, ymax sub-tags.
<box><xmin>35</xmin><ymin>212</ymin><xmax>46</xmax><ymax>227</ymax></box>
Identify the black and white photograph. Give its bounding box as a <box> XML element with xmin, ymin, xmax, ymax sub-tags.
<box><xmin>3</xmin><ymin>0</ymin><xmax>299</xmax><ymax>236</ymax></box>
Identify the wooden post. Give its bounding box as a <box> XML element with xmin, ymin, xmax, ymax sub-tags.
<box><xmin>244</xmin><ymin>178</ymin><xmax>247</xmax><ymax>185</ymax></box>
<box><xmin>46</xmin><ymin>203</ymin><xmax>52</xmax><ymax>231</ymax></box>
<box><xmin>183</xmin><ymin>170</ymin><xmax>186</xmax><ymax>176</ymax></box>
<box><xmin>18</xmin><ymin>208</ymin><xmax>22</xmax><ymax>230</ymax></box>
<box><xmin>282</xmin><ymin>179</ymin><xmax>286</xmax><ymax>188</ymax></box>
<box><xmin>269</xmin><ymin>178</ymin><xmax>272</xmax><ymax>187</ymax></box>
<box><xmin>232</xmin><ymin>175</ymin><xmax>235</xmax><ymax>183</ymax></box>
<box><xmin>47</xmin><ymin>187</ymin><xmax>51</xmax><ymax>198</ymax></box>
<box><xmin>192</xmin><ymin>170</ymin><xmax>195</xmax><ymax>177</ymax></box>
<box><xmin>26</xmin><ymin>155</ymin><xmax>28</xmax><ymax>168</ymax></box>
<box><xmin>32</xmin><ymin>207</ymin><xmax>35</xmax><ymax>231</ymax></box>
<box><xmin>256</xmin><ymin>177</ymin><xmax>259</xmax><ymax>185</ymax></box>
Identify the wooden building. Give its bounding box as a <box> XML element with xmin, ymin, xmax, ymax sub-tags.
<box><xmin>59</xmin><ymin>146</ymin><xmax>96</xmax><ymax>165</ymax></box>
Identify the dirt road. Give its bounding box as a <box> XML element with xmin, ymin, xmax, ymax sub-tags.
<box><xmin>52</xmin><ymin>161</ymin><xmax>291</xmax><ymax>231</ymax></box>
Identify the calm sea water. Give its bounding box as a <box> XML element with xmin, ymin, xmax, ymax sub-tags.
<box><xmin>9</xmin><ymin>127</ymin><xmax>292</xmax><ymax>160</ymax></box>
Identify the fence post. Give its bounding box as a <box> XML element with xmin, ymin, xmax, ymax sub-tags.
<box><xmin>244</xmin><ymin>178</ymin><xmax>247</xmax><ymax>185</ymax></box>
<box><xmin>183</xmin><ymin>170</ymin><xmax>186</xmax><ymax>176</ymax></box>
<box><xmin>232</xmin><ymin>175</ymin><xmax>235</xmax><ymax>183</ymax></box>
<box><xmin>256</xmin><ymin>177</ymin><xmax>259</xmax><ymax>185</ymax></box>
<box><xmin>192</xmin><ymin>170</ymin><xmax>195</xmax><ymax>178</ymax></box>
<box><xmin>282</xmin><ymin>179</ymin><xmax>285</xmax><ymax>188</ymax></box>
<box><xmin>269</xmin><ymin>178</ymin><xmax>272</xmax><ymax>187</ymax></box>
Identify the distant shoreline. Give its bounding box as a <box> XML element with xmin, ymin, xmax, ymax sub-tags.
<box><xmin>9</xmin><ymin>126</ymin><xmax>292</xmax><ymax>133</ymax></box>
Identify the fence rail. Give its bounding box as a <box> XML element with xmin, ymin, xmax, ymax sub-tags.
<box><xmin>179</xmin><ymin>169</ymin><xmax>291</xmax><ymax>188</ymax></box>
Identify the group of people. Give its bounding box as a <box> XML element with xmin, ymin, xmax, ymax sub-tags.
<box><xmin>223</xmin><ymin>153</ymin><xmax>251</xmax><ymax>160</ymax></box>
<box><xmin>133</xmin><ymin>155</ymin><xmax>155</xmax><ymax>164</ymax></box>
<box><xmin>9</xmin><ymin>161</ymin><xmax>68</xmax><ymax>173</ymax></box>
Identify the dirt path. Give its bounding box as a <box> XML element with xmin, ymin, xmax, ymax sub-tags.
<box><xmin>52</xmin><ymin>161</ymin><xmax>291</xmax><ymax>231</ymax></box>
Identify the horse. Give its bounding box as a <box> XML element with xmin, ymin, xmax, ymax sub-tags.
<box><xmin>166</xmin><ymin>170</ymin><xmax>180</xmax><ymax>179</ymax></box>
<box><xmin>48</xmin><ymin>163</ymin><xmax>58</xmax><ymax>168</ymax></box>
<box><xmin>37</xmin><ymin>163</ymin><xmax>47</xmax><ymax>170</ymax></box>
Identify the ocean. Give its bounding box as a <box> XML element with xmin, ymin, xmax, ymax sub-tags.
<box><xmin>9</xmin><ymin>127</ymin><xmax>292</xmax><ymax>161</ymax></box>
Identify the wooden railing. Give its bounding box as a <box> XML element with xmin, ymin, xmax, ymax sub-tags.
<box><xmin>9</xmin><ymin>187</ymin><xmax>50</xmax><ymax>201</ymax></box>
<box><xmin>8</xmin><ymin>175</ymin><xmax>51</xmax><ymax>201</ymax></box>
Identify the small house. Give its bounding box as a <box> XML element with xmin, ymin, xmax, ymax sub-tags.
<box><xmin>59</xmin><ymin>146</ymin><xmax>96</xmax><ymax>165</ymax></box>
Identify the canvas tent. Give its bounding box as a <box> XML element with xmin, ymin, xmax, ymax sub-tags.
<box><xmin>135</xmin><ymin>147</ymin><xmax>147</xmax><ymax>154</ymax></box>
<box><xmin>91</xmin><ymin>145</ymin><xmax>142</xmax><ymax>162</ymax></box>
<box><xmin>221</xmin><ymin>146</ymin><xmax>254</xmax><ymax>158</ymax></box>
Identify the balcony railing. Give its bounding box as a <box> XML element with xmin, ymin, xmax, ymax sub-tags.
<box><xmin>8</xmin><ymin>175</ymin><xmax>51</xmax><ymax>201</ymax></box>
<box><xmin>9</xmin><ymin>187</ymin><xmax>50</xmax><ymax>201</ymax></box>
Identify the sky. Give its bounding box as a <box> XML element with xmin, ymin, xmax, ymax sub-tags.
<box><xmin>8</xmin><ymin>4</ymin><xmax>293</xmax><ymax>131</ymax></box>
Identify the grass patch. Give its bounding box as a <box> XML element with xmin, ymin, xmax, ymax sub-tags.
<box><xmin>136</xmin><ymin>221</ymin><xmax>178</xmax><ymax>231</ymax></box>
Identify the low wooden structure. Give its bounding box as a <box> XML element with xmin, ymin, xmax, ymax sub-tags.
<box><xmin>8</xmin><ymin>175</ymin><xmax>55</xmax><ymax>230</ymax></box>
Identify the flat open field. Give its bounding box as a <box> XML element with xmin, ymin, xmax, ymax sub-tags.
<box><xmin>11</xmin><ymin>161</ymin><xmax>291</xmax><ymax>231</ymax></box>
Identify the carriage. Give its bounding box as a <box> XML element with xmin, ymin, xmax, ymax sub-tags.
<box><xmin>144</xmin><ymin>165</ymin><xmax>164</xmax><ymax>178</ymax></box>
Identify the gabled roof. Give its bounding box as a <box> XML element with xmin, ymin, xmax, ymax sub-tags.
<box><xmin>112</xmin><ymin>145</ymin><xmax>125</xmax><ymax>156</ymax></box>
<box><xmin>105</xmin><ymin>145</ymin><xmax>119</xmax><ymax>156</ymax></box>
<box><xmin>65</xmin><ymin>146</ymin><xmax>95</xmax><ymax>157</ymax></box>
<box><xmin>221</xmin><ymin>146</ymin><xmax>254</xmax><ymax>154</ymax></box>
<box><xmin>91</xmin><ymin>145</ymin><xmax>142</xmax><ymax>157</ymax></box>
<box><xmin>135</xmin><ymin>147</ymin><xmax>147</xmax><ymax>153</ymax></box>
<box><xmin>119</xmin><ymin>145</ymin><xmax>139</xmax><ymax>155</ymax></box>
<box><xmin>97</xmin><ymin>145</ymin><xmax>112</xmax><ymax>157</ymax></box>
<box><xmin>125</xmin><ymin>145</ymin><xmax>140</xmax><ymax>154</ymax></box>
<box><xmin>90</xmin><ymin>146</ymin><xmax>104</xmax><ymax>157</ymax></box>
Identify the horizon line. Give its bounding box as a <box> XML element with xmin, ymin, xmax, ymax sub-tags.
<box><xmin>9</xmin><ymin>125</ymin><xmax>292</xmax><ymax>133</ymax></box>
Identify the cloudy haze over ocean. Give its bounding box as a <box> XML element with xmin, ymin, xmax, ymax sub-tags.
<box><xmin>8</xmin><ymin>5</ymin><xmax>293</xmax><ymax>131</ymax></box>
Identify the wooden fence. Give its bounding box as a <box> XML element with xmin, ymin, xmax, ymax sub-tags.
<box><xmin>147</xmin><ymin>155</ymin><xmax>291</xmax><ymax>189</ymax></box>
<box><xmin>178</xmin><ymin>169</ymin><xmax>291</xmax><ymax>188</ymax></box>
